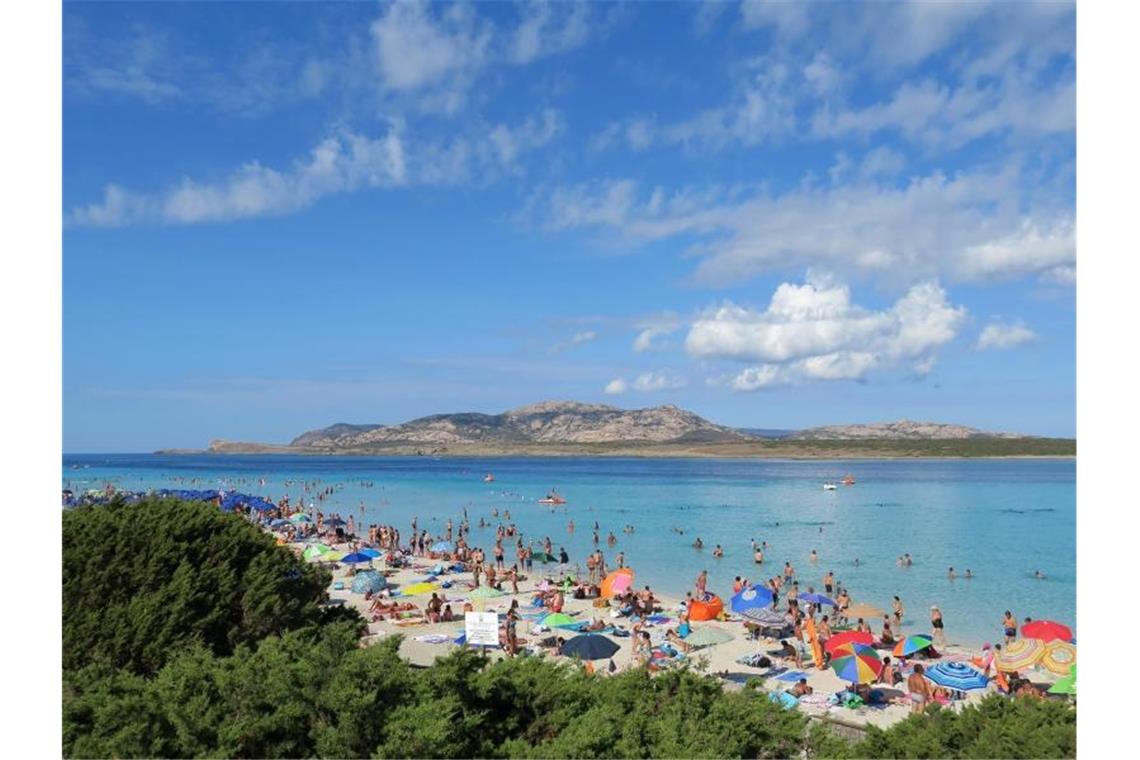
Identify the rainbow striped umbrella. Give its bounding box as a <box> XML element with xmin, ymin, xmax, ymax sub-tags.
<box><xmin>1040</xmin><ymin>641</ymin><xmax>1077</xmax><ymax>675</ymax></box>
<box><xmin>893</xmin><ymin>634</ymin><xmax>934</xmax><ymax>657</ymax></box>
<box><xmin>830</xmin><ymin>642</ymin><xmax>883</xmax><ymax>683</ymax></box>
<box><xmin>995</xmin><ymin>638</ymin><xmax>1045</xmax><ymax>672</ymax></box>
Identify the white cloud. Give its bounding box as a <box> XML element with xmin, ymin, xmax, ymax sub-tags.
<box><xmin>371</xmin><ymin>1</ymin><xmax>491</xmax><ymax>92</ymax></box>
<box><xmin>685</xmin><ymin>274</ymin><xmax>965</xmax><ymax>390</ymax></box>
<box><xmin>511</xmin><ymin>1</ymin><xmax>591</xmax><ymax>64</ymax></box>
<box><xmin>548</xmin><ymin>330</ymin><xmax>597</xmax><ymax>355</ymax></box>
<box><xmin>977</xmin><ymin>321</ymin><xmax>1038</xmax><ymax>351</ymax></box>
<box><xmin>533</xmin><ymin>168</ymin><xmax>1075</xmax><ymax>286</ymax></box>
<box><xmin>604</xmin><ymin>372</ymin><xmax>686</xmax><ymax>394</ymax></box>
<box><xmin>633</xmin><ymin>317</ymin><xmax>681</xmax><ymax>353</ymax></box>
<box><xmin>1040</xmin><ymin>265</ymin><xmax>1076</xmax><ymax>286</ymax></box>
<box><xmin>603</xmin><ymin>378</ymin><xmax>627</xmax><ymax>394</ymax></box>
<box><xmin>487</xmin><ymin>109</ymin><xmax>563</xmax><ymax>169</ymax></box>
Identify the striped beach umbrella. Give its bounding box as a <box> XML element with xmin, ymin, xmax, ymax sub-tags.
<box><xmin>893</xmin><ymin>634</ymin><xmax>934</xmax><ymax>657</ymax></box>
<box><xmin>923</xmin><ymin>661</ymin><xmax>989</xmax><ymax>692</ymax></box>
<box><xmin>731</xmin><ymin>585</ymin><xmax>774</xmax><ymax>613</ymax></box>
<box><xmin>1040</xmin><ymin>640</ymin><xmax>1077</xmax><ymax>675</ymax></box>
<box><xmin>825</xmin><ymin>630</ymin><xmax>874</xmax><ymax>655</ymax></box>
<box><xmin>1021</xmin><ymin>620</ymin><xmax>1073</xmax><ymax>643</ymax></box>
<box><xmin>740</xmin><ymin>607</ymin><xmax>786</xmax><ymax>626</ymax></box>
<box><xmin>995</xmin><ymin>638</ymin><xmax>1045</xmax><ymax>672</ymax></box>
<box><xmin>830</xmin><ymin>642</ymin><xmax>883</xmax><ymax>684</ymax></box>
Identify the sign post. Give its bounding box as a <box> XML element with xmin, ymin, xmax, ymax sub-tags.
<box><xmin>465</xmin><ymin>611</ymin><xmax>499</xmax><ymax>659</ymax></box>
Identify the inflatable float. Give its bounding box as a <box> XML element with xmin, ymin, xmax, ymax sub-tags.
<box><xmin>688</xmin><ymin>595</ymin><xmax>724</xmax><ymax>621</ymax></box>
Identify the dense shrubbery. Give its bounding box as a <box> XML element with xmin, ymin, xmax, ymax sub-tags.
<box><xmin>63</xmin><ymin>497</ymin><xmax>348</xmax><ymax>675</ymax></box>
<box><xmin>62</xmin><ymin>498</ymin><xmax>1076</xmax><ymax>758</ymax></box>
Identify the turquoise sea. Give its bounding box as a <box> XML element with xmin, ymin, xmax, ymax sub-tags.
<box><xmin>62</xmin><ymin>454</ymin><xmax>1075</xmax><ymax>646</ymax></box>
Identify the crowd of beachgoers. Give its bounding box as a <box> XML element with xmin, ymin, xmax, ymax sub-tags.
<box><xmin>65</xmin><ymin>477</ymin><xmax>1076</xmax><ymax>727</ymax></box>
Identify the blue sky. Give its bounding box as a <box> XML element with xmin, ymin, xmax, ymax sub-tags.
<box><xmin>63</xmin><ymin>1</ymin><xmax>1076</xmax><ymax>451</ymax></box>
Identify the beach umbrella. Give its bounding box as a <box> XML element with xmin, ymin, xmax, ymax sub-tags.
<box><xmin>825</xmin><ymin>630</ymin><xmax>874</xmax><ymax>655</ymax></box>
<box><xmin>1047</xmin><ymin>665</ymin><xmax>1076</xmax><ymax>695</ymax></box>
<box><xmin>431</xmin><ymin>540</ymin><xmax>454</xmax><ymax>553</ymax></box>
<box><xmin>893</xmin><ymin>634</ymin><xmax>934</xmax><ymax>657</ymax></box>
<box><xmin>740</xmin><ymin>607</ymin><xmax>787</xmax><ymax>626</ymax></box>
<box><xmin>470</xmin><ymin>586</ymin><xmax>505</xmax><ymax>599</ymax></box>
<box><xmin>923</xmin><ymin>661</ymin><xmax>989</xmax><ymax>692</ymax></box>
<box><xmin>1021</xmin><ymin>620</ymin><xmax>1073</xmax><ymax>643</ymax></box>
<box><xmin>322</xmin><ymin>551</ymin><xmax>345</xmax><ymax>562</ymax></box>
<box><xmin>340</xmin><ymin>552</ymin><xmax>373</xmax><ymax>564</ymax></box>
<box><xmin>731</xmin><ymin>585</ymin><xmax>774</xmax><ymax>613</ymax></box>
<box><xmin>600</xmin><ymin>568</ymin><xmax>635</xmax><ymax>598</ymax></box>
<box><xmin>843</xmin><ymin>603</ymin><xmax>885</xmax><ymax>619</ymax></box>
<box><xmin>829</xmin><ymin>642</ymin><xmax>883</xmax><ymax>683</ymax></box>
<box><xmin>399</xmin><ymin>582</ymin><xmax>438</xmax><ymax>596</ymax></box>
<box><xmin>561</xmin><ymin>633</ymin><xmax>620</xmax><ymax>661</ymax></box>
<box><xmin>360</xmin><ymin>548</ymin><xmax>383</xmax><ymax>558</ymax></box>
<box><xmin>684</xmin><ymin>626</ymin><xmax>735</xmax><ymax>648</ymax></box>
<box><xmin>995</xmin><ymin>638</ymin><xmax>1045</xmax><ymax>672</ymax></box>
<box><xmin>799</xmin><ymin>592</ymin><xmax>837</xmax><ymax>607</ymax></box>
<box><xmin>289</xmin><ymin>513</ymin><xmax>313</xmax><ymax>523</ymax></box>
<box><xmin>1040</xmin><ymin>641</ymin><xmax>1077</xmax><ymax>675</ymax></box>
<box><xmin>532</xmin><ymin>552</ymin><xmax>557</xmax><ymax>563</ymax></box>
<box><xmin>541</xmin><ymin>612</ymin><xmax>580</xmax><ymax>628</ymax></box>
<box><xmin>269</xmin><ymin>518</ymin><xmax>290</xmax><ymax>528</ymax></box>
<box><xmin>302</xmin><ymin>544</ymin><xmax>332</xmax><ymax>561</ymax></box>
<box><xmin>324</xmin><ymin>517</ymin><xmax>347</xmax><ymax>527</ymax></box>
<box><xmin>351</xmin><ymin>570</ymin><xmax>388</xmax><ymax>594</ymax></box>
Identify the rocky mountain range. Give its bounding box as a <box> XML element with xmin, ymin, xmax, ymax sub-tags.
<box><xmin>790</xmin><ymin>420</ymin><xmax>1020</xmax><ymax>441</ymax></box>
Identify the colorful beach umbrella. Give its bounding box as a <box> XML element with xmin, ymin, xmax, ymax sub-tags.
<box><xmin>561</xmin><ymin>633</ymin><xmax>620</xmax><ymax>661</ymax></box>
<box><xmin>799</xmin><ymin>592</ymin><xmax>837</xmax><ymax>607</ymax></box>
<box><xmin>600</xmin><ymin>568</ymin><xmax>635</xmax><ymax>598</ymax></box>
<box><xmin>995</xmin><ymin>638</ymin><xmax>1045</xmax><ymax>672</ymax></box>
<box><xmin>302</xmin><ymin>544</ymin><xmax>332</xmax><ymax>561</ymax></box>
<box><xmin>1021</xmin><ymin>620</ymin><xmax>1073</xmax><ymax>643</ymax></box>
<box><xmin>339</xmin><ymin>552</ymin><xmax>373</xmax><ymax>564</ymax></box>
<box><xmin>923</xmin><ymin>661</ymin><xmax>989</xmax><ymax>692</ymax></box>
<box><xmin>541</xmin><ymin>612</ymin><xmax>580</xmax><ymax>628</ymax></box>
<box><xmin>829</xmin><ymin>642</ymin><xmax>883</xmax><ymax>683</ymax></box>
<box><xmin>469</xmin><ymin>586</ymin><xmax>505</xmax><ymax>599</ymax></box>
<box><xmin>731</xmin><ymin>585</ymin><xmax>774</xmax><ymax>613</ymax></box>
<box><xmin>843</xmin><ymin>603</ymin><xmax>885</xmax><ymax>619</ymax></box>
<box><xmin>684</xmin><ymin>626</ymin><xmax>735</xmax><ymax>648</ymax></box>
<box><xmin>399</xmin><ymin>582</ymin><xmax>438</xmax><ymax>596</ymax></box>
<box><xmin>824</xmin><ymin>630</ymin><xmax>874</xmax><ymax>655</ymax></box>
<box><xmin>1040</xmin><ymin>640</ymin><xmax>1077</xmax><ymax>675</ymax></box>
<box><xmin>893</xmin><ymin>634</ymin><xmax>934</xmax><ymax>657</ymax></box>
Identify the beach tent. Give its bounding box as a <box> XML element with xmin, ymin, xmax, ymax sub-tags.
<box><xmin>351</xmin><ymin>570</ymin><xmax>388</xmax><ymax>594</ymax></box>
<box><xmin>1040</xmin><ymin>641</ymin><xmax>1077</xmax><ymax>675</ymax></box>
<box><xmin>561</xmin><ymin>633</ymin><xmax>620</xmax><ymax>661</ymax></box>
<box><xmin>731</xmin><ymin>585</ymin><xmax>774</xmax><ymax>613</ymax></box>
<box><xmin>923</xmin><ymin>661</ymin><xmax>989</xmax><ymax>692</ymax></box>
<box><xmin>688</xmin><ymin>595</ymin><xmax>724</xmax><ymax>621</ymax></box>
<box><xmin>600</xmin><ymin>568</ymin><xmax>635</xmax><ymax>598</ymax></box>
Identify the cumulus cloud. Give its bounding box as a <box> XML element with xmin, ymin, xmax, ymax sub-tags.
<box><xmin>977</xmin><ymin>321</ymin><xmax>1038</xmax><ymax>350</ymax></box>
<box><xmin>686</xmin><ymin>274</ymin><xmax>966</xmax><ymax>390</ymax></box>
<box><xmin>604</xmin><ymin>372</ymin><xmax>686</xmax><ymax>394</ymax></box>
<box><xmin>533</xmin><ymin>168</ymin><xmax>1074</xmax><ymax>286</ymax></box>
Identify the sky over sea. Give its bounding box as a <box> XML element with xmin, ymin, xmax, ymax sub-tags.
<box><xmin>63</xmin><ymin>1</ymin><xmax>1075</xmax><ymax>452</ymax></box>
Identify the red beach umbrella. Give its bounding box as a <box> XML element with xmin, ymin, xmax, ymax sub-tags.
<box><xmin>825</xmin><ymin>630</ymin><xmax>874</xmax><ymax>655</ymax></box>
<box><xmin>1021</xmin><ymin>620</ymin><xmax>1073</xmax><ymax>643</ymax></box>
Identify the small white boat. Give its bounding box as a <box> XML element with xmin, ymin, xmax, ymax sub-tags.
<box><xmin>823</xmin><ymin>483</ymin><xmax>839</xmax><ymax>491</ymax></box>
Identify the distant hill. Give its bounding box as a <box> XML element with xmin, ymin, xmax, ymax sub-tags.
<box><xmin>736</xmin><ymin>428</ymin><xmax>797</xmax><ymax>440</ymax></box>
<box><xmin>287</xmin><ymin>400</ymin><xmax>747</xmax><ymax>449</ymax></box>
<box><xmin>791</xmin><ymin>420</ymin><xmax>1021</xmax><ymax>441</ymax></box>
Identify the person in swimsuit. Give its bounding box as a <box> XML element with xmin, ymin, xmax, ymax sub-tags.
<box><xmin>783</xmin><ymin>561</ymin><xmax>794</xmax><ymax>583</ymax></box>
<box><xmin>789</xmin><ymin>678</ymin><xmax>813</xmax><ymax>697</ymax></box>
<box><xmin>880</xmin><ymin>617</ymin><xmax>896</xmax><ymax>646</ymax></box>
<box><xmin>931</xmin><ymin>605</ymin><xmax>946</xmax><ymax>647</ymax></box>
<box><xmin>810</xmin><ymin>549</ymin><xmax>818</xmax><ymax>563</ymax></box>
<box><xmin>965</xmin><ymin>568</ymin><xmax>973</xmax><ymax>579</ymax></box>
<box><xmin>907</xmin><ymin>664</ymin><xmax>932</xmax><ymax>714</ymax></box>
<box><xmin>892</xmin><ymin>595</ymin><xmax>905</xmax><ymax>625</ymax></box>
<box><xmin>693</xmin><ymin>537</ymin><xmax>704</xmax><ymax>549</ymax></box>
<box><xmin>712</xmin><ymin>544</ymin><xmax>724</xmax><ymax>558</ymax></box>
<box><xmin>823</xmin><ymin>571</ymin><xmax>834</xmax><ymax>595</ymax></box>
<box><xmin>948</xmin><ymin>566</ymin><xmax>956</xmax><ymax>580</ymax></box>
<box><xmin>1003</xmin><ymin>610</ymin><xmax>1017</xmax><ymax>643</ymax></box>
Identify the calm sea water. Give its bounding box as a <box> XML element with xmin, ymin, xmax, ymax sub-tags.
<box><xmin>62</xmin><ymin>454</ymin><xmax>1075</xmax><ymax>646</ymax></box>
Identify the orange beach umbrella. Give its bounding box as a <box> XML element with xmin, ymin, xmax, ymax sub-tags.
<box><xmin>601</xmin><ymin>568</ymin><xmax>635</xmax><ymax>598</ymax></box>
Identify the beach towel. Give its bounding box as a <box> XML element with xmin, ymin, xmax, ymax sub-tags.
<box><xmin>413</xmin><ymin>634</ymin><xmax>453</xmax><ymax>645</ymax></box>
<box><xmin>776</xmin><ymin>670</ymin><xmax>808</xmax><ymax>682</ymax></box>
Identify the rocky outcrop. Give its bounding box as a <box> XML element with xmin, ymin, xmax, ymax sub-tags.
<box><xmin>791</xmin><ymin>420</ymin><xmax>1021</xmax><ymax>440</ymax></box>
<box><xmin>287</xmin><ymin>401</ymin><xmax>746</xmax><ymax>449</ymax></box>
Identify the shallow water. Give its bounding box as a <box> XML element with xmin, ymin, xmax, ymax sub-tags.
<box><xmin>62</xmin><ymin>454</ymin><xmax>1075</xmax><ymax>646</ymax></box>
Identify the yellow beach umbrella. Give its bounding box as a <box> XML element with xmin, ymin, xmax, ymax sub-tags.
<box><xmin>400</xmin><ymin>582</ymin><xmax>438</xmax><ymax>596</ymax></box>
<box><xmin>995</xmin><ymin>638</ymin><xmax>1045</xmax><ymax>672</ymax></box>
<box><xmin>1040</xmin><ymin>640</ymin><xmax>1077</xmax><ymax>675</ymax></box>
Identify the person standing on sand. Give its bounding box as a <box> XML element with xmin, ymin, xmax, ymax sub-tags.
<box><xmin>585</xmin><ymin>552</ymin><xmax>597</xmax><ymax>584</ymax></box>
<box><xmin>931</xmin><ymin>605</ymin><xmax>947</xmax><ymax>647</ymax></box>
<box><xmin>907</xmin><ymin>664</ymin><xmax>932</xmax><ymax>714</ymax></box>
<box><xmin>1003</xmin><ymin>610</ymin><xmax>1017</xmax><ymax>643</ymax></box>
<box><xmin>695</xmin><ymin>569</ymin><xmax>708</xmax><ymax>598</ymax></box>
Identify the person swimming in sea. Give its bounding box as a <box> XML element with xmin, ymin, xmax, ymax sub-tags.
<box><xmin>712</xmin><ymin>544</ymin><xmax>724</xmax><ymax>558</ymax></box>
<box><xmin>693</xmin><ymin>537</ymin><xmax>704</xmax><ymax>549</ymax></box>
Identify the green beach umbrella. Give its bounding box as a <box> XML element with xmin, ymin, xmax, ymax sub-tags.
<box><xmin>303</xmin><ymin>544</ymin><xmax>332</xmax><ymax>561</ymax></box>
<box><xmin>684</xmin><ymin>626</ymin><xmax>735</xmax><ymax>648</ymax></box>
<box><xmin>322</xmin><ymin>551</ymin><xmax>345</xmax><ymax>562</ymax></box>
<box><xmin>541</xmin><ymin>612</ymin><xmax>579</xmax><ymax>628</ymax></box>
<box><xmin>1048</xmin><ymin>665</ymin><xmax>1076</xmax><ymax>695</ymax></box>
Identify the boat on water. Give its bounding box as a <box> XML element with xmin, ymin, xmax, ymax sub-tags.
<box><xmin>843</xmin><ymin>474</ymin><xmax>856</xmax><ymax>486</ymax></box>
<box><xmin>483</xmin><ymin>473</ymin><xmax>495</xmax><ymax>483</ymax></box>
<box><xmin>537</xmin><ymin>489</ymin><xmax>567</xmax><ymax>505</ymax></box>
<box><xmin>823</xmin><ymin>483</ymin><xmax>839</xmax><ymax>491</ymax></box>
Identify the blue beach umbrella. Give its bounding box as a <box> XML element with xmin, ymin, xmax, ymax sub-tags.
<box><xmin>431</xmin><ymin>540</ymin><xmax>455</xmax><ymax>553</ymax></box>
<box><xmin>731</xmin><ymin>585</ymin><xmax>774</xmax><ymax>613</ymax></box>
<box><xmin>360</xmin><ymin>548</ymin><xmax>383</xmax><ymax>558</ymax></box>
<box><xmin>340</xmin><ymin>552</ymin><xmax>373</xmax><ymax>564</ymax></box>
<box><xmin>799</xmin><ymin>592</ymin><xmax>837</xmax><ymax>607</ymax></box>
<box><xmin>561</xmin><ymin>633</ymin><xmax>621</xmax><ymax>661</ymax></box>
<box><xmin>351</xmin><ymin>570</ymin><xmax>388</xmax><ymax>594</ymax></box>
<box><xmin>324</xmin><ymin>518</ymin><xmax>347</xmax><ymax>528</ymax></box>
<box><xmin>923</xmin><ymin>661</ymin><xmax>989</xmax><ymax>692</ymax></box>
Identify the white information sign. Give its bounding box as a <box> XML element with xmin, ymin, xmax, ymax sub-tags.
<box><xmin>464</xmin><ymin>611</ymin><xmax>500</xmax><ymax>647</ymax></box>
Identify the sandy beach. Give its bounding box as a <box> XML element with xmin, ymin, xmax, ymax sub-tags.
<box><xmin>290</xmin><ymin>533</ymin><xmax>1069</xmax><ymax>732</ymax></box>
